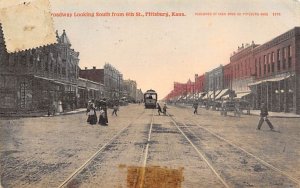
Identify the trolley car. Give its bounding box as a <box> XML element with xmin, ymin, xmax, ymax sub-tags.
<box><xmin>144</xmin><ymin>89</ymin><xmax>157</xmax><ymax>109</ymax></box>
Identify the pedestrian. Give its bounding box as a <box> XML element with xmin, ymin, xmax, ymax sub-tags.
<box><xmin>193</xmin><ymin>101</ymin><xmax>198</xmax><ymax>114</ymax></box>
<box><xmin>98</xmin><ymin>107</ymin><xmax>106</xmax><ymax>125</ymax></box>
<box><xmin>112</xmin><ymin>104</ymin><xmax>119</xmax><ymax>116</ymax></box>
<box><xmin>98</xmin><ymin>98</ymin><xmax>108</xmax><ymax>125</ymax></box>
<box><xmin>257</xmin><ymin>102</ymin><xmax>274</xmax><ymax>130</ymax></box>
<box><xmin>157</xmin><ymin>103</ymin><xmax>163</xmax><ymax>115</ymax></box>
<box><xmin>163</xmin><ymin>103</ymin><xmax>167</xmax><ymax>115</ymax></box>
<box><xmin>87</xmin><ymin>100</ymin><xmax>97</xmax><ymax>125</ymax></box>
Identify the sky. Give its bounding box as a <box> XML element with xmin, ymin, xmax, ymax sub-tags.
<box><xmin>1</xmin><ymin>0</ymin><xmax>300</xmax><ymax>99</ymax></box>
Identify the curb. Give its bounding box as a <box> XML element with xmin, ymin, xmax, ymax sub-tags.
<box><xmin>171</xmin><ymin>104</ymin><xmax>300</xmax><ymax>118</ymax></box>
<box><xmin>248</xmin><ymin>113</ymin><xmax>300</xmax><ymax>119</ymax></box>
<box><xmin>0</xmin><ymin>109</ymin><xmax>86</xmax><ymax>119</ymax></box>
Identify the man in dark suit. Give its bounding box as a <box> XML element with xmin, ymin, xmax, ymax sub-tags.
<box><xmin>257</xmin><ymin>102</ymin><xmax>274</xmax><ymax>130</ymax></box>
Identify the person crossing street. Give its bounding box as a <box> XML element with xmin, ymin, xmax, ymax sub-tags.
<box><xmin>193</xmin><ymin>101</ymin><xmax>198</xmax><ymax>114</ymax></box>
<box><xmin>112</xmin><ymin>104</ymin><xmax>119</xmax><ymax>116</ymax></box>
<box><xmin>157</xmin><ymin>103</ymin><xmax>163</xmax><ymax>115</ymax></box>
<box><xmin>257</xmin><ymin>102</ymin><xmax>274</xmax><ymax>131</ymax></box>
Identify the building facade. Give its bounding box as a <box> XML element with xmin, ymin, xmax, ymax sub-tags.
<box><xmin>249</xmin><ymin>27</ymin><xmax>300</xmax><ymax>113</ymax></box>
<box><xmin>0</xmin><ymin>26</ymin><xmax>80</xmax><ymax>114</ymax></box>
<box><xmin>123</xmin><ymin>79</ymin><xmax>137</xmax><ymax>102</ymax></box>
<box><xmin>103</xmin><ymin>63</ymin><xmax>123</xmax><ymax>99</ymax></box>
<box><xmin>195</xmin><ymin>74</ymin><xmax>206</xmax><ymax>93</ymax></box>
<box><xmin>77</xmin><ymin>77</ymin><xmax>104</xmax><ymax>107</ymax></box>
<box><xmin>79</xmin><ymin>63</ymin><xmax>123</xmax><ymax>99</ymax></box>
<box><xmin>136</xmin><ymin>88</ymin><xmax>144</xmax><ymax>102</ymax></box>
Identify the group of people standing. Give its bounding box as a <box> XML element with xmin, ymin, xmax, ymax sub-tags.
<box><xmin>86</xmin><ymin>99</ymin><xmax>112</xmax><ymax>125</ymax></box>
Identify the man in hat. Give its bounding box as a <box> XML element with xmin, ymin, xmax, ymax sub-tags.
<box><xmin>257</xmin><ymin>102</ymin><xmax>274</xmax><ymax>130</ymax></box>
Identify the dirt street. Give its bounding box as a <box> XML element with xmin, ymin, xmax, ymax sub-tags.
<box><xmin>1</xmin><ymin>104</ymin><xmax>300</xmax><ymax>187</ymax></box>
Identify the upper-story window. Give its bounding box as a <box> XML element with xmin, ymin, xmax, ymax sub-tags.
<box><xmin>282</xmin><ymin>48</ymin><xmax>286</xmax><ymax>70</ymax></box>
<box><xmin>277</xmin><ymin>49</ymin><xmax>281</xmax><ymax>71</ymax></box>
<box><xmin>288</xmin><ymin>45</ymin><xmax>292</xmax><ymax>68</ymax></box>
<box><xmin>283</xmin><ymin>47</ymin><xmax>286</xmax><ymax>60</ymax></box>
<box><xmin>277</xmin><ymin>49</ymin><xmax>280</xmax><ymax>61</ymax></box>
<box><xmin>288</xmin><ymin>45</ymin><xmax>292</xmax><ymax>57</ymax></box>
<box><xmin>259</xmin><ymin>61</ymin><xmax>261</xmax><ymax>77</ymax></box>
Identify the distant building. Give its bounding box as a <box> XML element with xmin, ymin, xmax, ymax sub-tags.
<box><xmin>104</xmin><ymin>63</ymin><xmax>123</xmax><ymax>99</ymax></box>
<box><xmin>166</xmin><ymin>27</ymin><xmax>300</xmax><ymax>114</ymax></box>
<box><xmin>194</xmin><ymin>74</ymin><xmax>205</xmax><ymax>93</ymax></box>
<box><xmin>136</xmin><ymin>88</ymin><xmax>144</xmax><ymax>102</ymax></box>
<box><xmin>79</xmin><ymin>63</ymin><xmax>123</xmax><ymax>99</ymax></box>
<box><xmin>123</xmin><ymin>79</ymin><xmax>137</xmax><ymax>102</ymax></box>
<box><xmin>0</xmin><ymin>24</ymin><xmax>80</xmax><ymax>114</ymax></box>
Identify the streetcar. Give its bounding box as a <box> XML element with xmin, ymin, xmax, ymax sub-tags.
<box><xmin>144</xmin><ymin>89</ymin><xmax>157</xmax><ymax>109</ymax></box>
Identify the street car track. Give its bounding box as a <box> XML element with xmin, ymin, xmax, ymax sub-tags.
<box><xmin>57</xmin><ymin>109</ymin><xmax>155</xmax><ymax>188</ymax></box>
<box><xmin>188</xmin><ymin>119</ymin><xmax>300</xmax><ymax>186</ymax></box>
<box><xmin>167</xmin><ymin>113</ymin><xmax>230</xmax><ymax>188</ymax></box>
<box><xmin>170</xmin><ymin>106</ymin><xmax>300</xmax><ymax>186</ymax></box>
<box><xmin>138</xmin><ymin>110</ymin><xmax>154</xmax><ymax>188</ymax></box>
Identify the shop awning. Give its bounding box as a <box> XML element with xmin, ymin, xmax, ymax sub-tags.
<box><xmin>202</xmin><ymin>91</ymin><xmax>213</xmax><ymax>100</ymax></box>
<box><xmin>34</xmin><ymin>75</ymin><xmax>54</xmax><ymax>81</ymax></box>
<box><xmin>88</xmin><ymin>88</ymin><xmax>99</xmax><ymax>91</ymax></box>
<box><xmin>78</xmin><ymin>86</ymin><xmax>86</xmax><ymax>89</ymax></box>
<box><xmin>215</xmin><ymin>89</ymin><xmax>230</xmax><ymax>100</ymax></box>
<box><xmin>221</xmin><ymin>94</ymin><xmax>230</xmax><ymax>99</ymax></box>
<box><xmin>235</xmin><ymin>91</ymin><xmax>251</xmax><ymax>99</ymax></box>
<box><xmin>248</xmin><ymin>74</ymin><xmax>293</xmax><ymax>86</ymax></box>
<box><xmin>213</xmin><ymin>90</ymin><xmax>222</xmax><ymax>98</ymax></box>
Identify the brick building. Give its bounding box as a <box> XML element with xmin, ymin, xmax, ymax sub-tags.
<box><xmin>79</xmin><ymin>63</ymin><xmax>123</xmax><ymax>99</ymax></box>
<box><xmin>249</xmin><ymin>27</ymin><xmax>300</xmax><ymax>113</ymax></box>
<box><xmin>123</xmin><ymin>79</ymin><xmax>137</xmax><ymax>102</ymax></box>
<box><xmin>77</xmin><ymin>77</ymin><xmax>104</xmax><ymax>107</ymax></box>
<box><xmin>0</xmin><ymin>25</ymin><xmax>80</xmax><ymax>115</ymax></box>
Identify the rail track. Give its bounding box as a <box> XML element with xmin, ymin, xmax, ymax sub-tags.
<box><xmin>57</xmin><ymin>109</ymin><xmax>154</xmax><ymax>188</ymax></box>
<box><xmin>167</xmin><ymin>113</ymin><xmax>230</xmax><ymax>188</ymax></box>
<box><xmin>167</xmin><ymin>107</ymin><xmax>300</xmax><ymax>187</ymax></box>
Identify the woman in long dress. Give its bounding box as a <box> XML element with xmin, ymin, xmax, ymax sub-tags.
<box><xmin>87</xmin><ymin>101</ymin><xmax>97</xmax><ymax>125</ymax></box>
<box><xmin>98</xmin><ymin>99</ymin><xmax>108</xmax><ymax>125</ymax></box>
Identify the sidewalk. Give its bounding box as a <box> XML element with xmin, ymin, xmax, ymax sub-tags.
<box><xmin>45</xmin><ymin>108</ymin><xmax>87</xmax><ymax>117</ymax></box>
<box><xmin>250</xmin><ymin>110</ymin><xmax>300</xmax><ymax>118</ymax></box>
<box><xmin>172</xmin><ymin>103</ymin><xmax>300</xmax><ymax>118</ymax></box>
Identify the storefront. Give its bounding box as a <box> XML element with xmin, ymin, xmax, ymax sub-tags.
<box><xmin>0</xmin><ymin>74</ymin><xmax>77</xmax><ymax>115</ymax></box>
<box><xmin>249</xmin><ymin>74</ymin><xmax>295</xmax><ymax>112</ymax></box>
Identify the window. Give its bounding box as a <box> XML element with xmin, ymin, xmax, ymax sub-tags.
<box><xmin>288</xmin><ymin>46</ymin><xmax>292</xmax><ymax>68</ymax></box>
<box><xmin>277</xmin><ymin>49</ymin><xmax>280</xmax><ymax>61</ymax></box>
<box><xmin>277</xmin><ymin>49</ymin><xmax>281</xmax><ymax>71</ymax></box>
<box><xmin>255</xmin><ymin>59</ymin><xmax>258</xmax><ymax>75</ymax></box>
<box><xmin>288</xmin><ymin>45</ymin><xmax>292</xmax><ymax>57</ymax></box>
<box><xmin>271</xmin><ymin>52</ymin><xmax>274</xmax><ymax>62</ymax></box>
<box><xmin>259</xmin><ymin>61</ymin><xmax>261</xmax><ymax>76</ymax></box>
<box><xmin>282</xmin><ymin>48</ymin><xmax>286</xmax><ymax>70</ymax></box>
